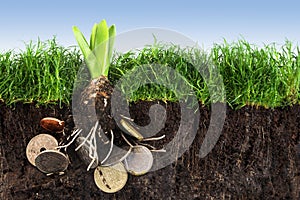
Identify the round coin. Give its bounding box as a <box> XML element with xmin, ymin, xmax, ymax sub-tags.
<box><xmin>35</xmin><ymin>150</ymin><xmax>69</xmax><ymax>174</ymax></box>
<box><xmin>26</xmin><ymin>134</ymin><xmax>58</xmax><ymax>166</ymax></box>
<box><xmin>75</xmin><ymin>137</ymin><xmax>98</xmax><ymax>169</ymax></box>
<box><xmin>123</xmin><ymin>145</ymin><xmax>153</xmax><ymax>176</ymax></box>
<box><xmin>94</xmin><ymin>162</ymin><xmax>128</xmax><ymax>193</ymax></box>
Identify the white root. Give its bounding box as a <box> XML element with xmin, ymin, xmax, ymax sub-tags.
<box><xmin>101</xmin><ymin>130</ymin><xmax>114</xmax><ymax>165</ymax></box>
<box><xmin>142</xmin><ymin>134</ymin><xmax>166</xmax><ymax>141</ymax></box>
<box><xmin>75</xmin><ymin>122</ymin><xmax>97</xmax><ymax>151</ymax></box>
<box><xmin>56</xmin><ymin>129</ymin><xmax>82</xmax><ymax>150</ymax></box>
<box><xmin>121</xmin><ymin>133</ymin><xmax>133</xmax><ymax>147</ymax></box>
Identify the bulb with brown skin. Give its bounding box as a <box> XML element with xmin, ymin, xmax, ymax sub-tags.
<box><xmin>78</xmin><ymin>75</ymin><xmax>115</xmax><ymax>134</ymax></box>
<box><xmin>95</xmin><ymin>75</ymin><xmax>115</xmax><ymax>133</ymax></box>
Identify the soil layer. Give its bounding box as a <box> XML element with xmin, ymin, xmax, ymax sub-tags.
<box><xmin>0</xmin><ymin>101</ymin><xmax>299</xmax><ymax>199</ymax></box>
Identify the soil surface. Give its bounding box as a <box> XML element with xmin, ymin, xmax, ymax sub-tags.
<box><xmin>0</xmin><ymin>101</ymin><xmax>299</xmax><ymax>199</ymax></box>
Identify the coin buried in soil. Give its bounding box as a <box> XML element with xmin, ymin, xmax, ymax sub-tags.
<box><xmin>40</xmin><ymin>117</ymin><xmax>65</xmax><ymax>133</ymax></box>
<box><xmin>75</xmin><ymin>137</ymin><xmax>98</xmax><ymax>169</ymax></box>
<box><xmin>35</xmin><ymin>150</ymin><xmax>69</xmax><ymax>174</ymax></box>
<box><xmin>94</xmin><ymin>162</ymin><xmax>128</xmax><ymax>193</ymax></box>
<box><xmin>120</xmin><ymin>118</ymin><xmax>143</xmax><ymax>140</ymax></box>
<box><xmin>26</xmin><ymin>134</ymin><xmax>58</xmax><ymax>166</ymax></box>
<box><xmin>124</xmin><ymin>145</ymin><xmax>153</xmax><ymax>176</ymax></box>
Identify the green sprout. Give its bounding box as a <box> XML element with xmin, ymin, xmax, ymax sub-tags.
<box><xmin>72</xmin><ymin>19</ymin><xmax>116</xmax><ymax>79</ymax></box>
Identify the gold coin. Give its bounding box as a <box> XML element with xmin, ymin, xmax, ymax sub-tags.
<box><xmin>94</xmin><ymin>162</ymin><xmax>128</xmax><ymax>193</ymax></box>
<box><xmin>75</xmin><ymin>137</ymin><xmax>98</xmax><ymax>169</ymax></box>
<box><xmin>124</xmin><ymin>145</ymin><xmax>153</xmax><ymax>176</ymax></box>
<box><xmin>35</xmin><ymin>150</ymin><xmax>69</xmax><ymax>174</ymax></box>
<box><xmin>120</xmin><ymin>118</ymin><xmax>143</xmax><ymax>140</ymax></box>
<box><xmin>26</xmin><ymin>134</ymin><xmax>58</xmax><ymax>166</ymax></box>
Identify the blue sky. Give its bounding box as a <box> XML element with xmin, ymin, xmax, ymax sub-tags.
<box><xmin>1</xmin><ymin>0</ymin><xmax>300</xmax><ymax>51</ymax></box>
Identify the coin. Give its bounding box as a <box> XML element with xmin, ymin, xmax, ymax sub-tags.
<box><xmin>40</xmin><ymin>117</ymin><xmax>65</xmax><ymax>133</ymax></box>
<box><xmin>75</xmin><ymin>137</ymin><xmax>98</xmax><ymax>169</ymax></box>
<box><xmin>123</xmin><ymin>145</ymin><xmax>153</xmax><ymax>176</ymax></box>
<box><xmin>120</xmin><ymin>118</ymin><xmax>143</xmax><ymax>140</ymax></box>
<box><xmin>94</xmin><ymin>162</ymin><xmax>128</xmax><ymax>193</ymax></box>
<box><xmin>35</xmin><ymin>150</ymin><xmax>69</xmax><ymax>174</ymax></box>
<box><xmin>26</xmin><ymin>134</ymin><xmax>59</xmax><ymax>166</ymax></box>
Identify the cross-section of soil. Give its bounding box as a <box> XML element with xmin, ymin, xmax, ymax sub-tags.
<box><xmin>0</xmin><ymin>101</ymin><xmax>299</xmax><ymax>199</ymax></box>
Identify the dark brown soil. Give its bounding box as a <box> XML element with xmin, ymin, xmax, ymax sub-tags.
<box><xmin>0</xmin><ymin>101</ymin><xmax>299</xmax><ymax>199</ymax></box>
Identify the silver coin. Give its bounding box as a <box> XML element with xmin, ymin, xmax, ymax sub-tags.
<box><xmin>35</xmin><ymin>150</ymin><xmax>69</xmax><ymax>174</ymax></box>
<box><xmin>75</xmin><ymin>136</ymin><xmax>98</xmax><ymax>169</ymax></box>
<box><xmin>123</xmin><ymin>145</ymin><xmax>153</xmax><ymax>176</ymax></box>
<box><xmin>26</xmin><ymin>134</ymin><xmax>58</xmax><ymax>166</ymax></box>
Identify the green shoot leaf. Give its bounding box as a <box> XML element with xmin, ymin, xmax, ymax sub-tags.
<box><xmin>94</xmin><ymin>20</ymin><xmax>109</xmax><ymax>76</ymax></box>
<box><xmin>90</xmin><ymin>23</ymin><xmax>98</xmax><ymax>50</ymax></box>
<box><xmin>105</xmin><ymin>25</ymin><xmax>116</xmax><ymax>76</ymax></box>
<box><xmin>72</xmin><ymin>26</ymin><xmax>99</xmax><ymax>79</ymax></box>
<box><xmin>72</xmin><ymin>19</ymin><xmax>116</xmax><ymax>79</ymax></box>
<box><xmin>72</xmin><ymin>26</ymin><xmax>92</xmax><ymax>60</ymax></box>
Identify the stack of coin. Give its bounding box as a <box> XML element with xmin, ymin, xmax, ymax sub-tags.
<box><xmin>92</xmin><ymin>144</ymin><xmax>154</xmax><ymax>193</ymax></box>
<box><xmin>91</xmin><ymin>116</ymin><xmax>158</xmax><ymax>193</ymax></box>
<box><xmin>26</xmin><ymin>117</ymin><xmax>69</xmax><ymax>175</ymax></box>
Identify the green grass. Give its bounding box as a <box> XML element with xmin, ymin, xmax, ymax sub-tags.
<box><xmin>1</xmin><ymin>38</ymin><xmax>300</xmax><ymax>109</ymax></box>
<box><xmin>0</xmin><ymin>38</ymin><xmax>82</xmax><ymax>106</ymax></box>
<box><xmin>212</xmin><ymin>39</ymin><xmax>300</xmax><ymax>108</ymax></box>
<box><xmin>109</xmin><ymin>44</ymin><xmax>211</xmax><ymax>104</ymax></box>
